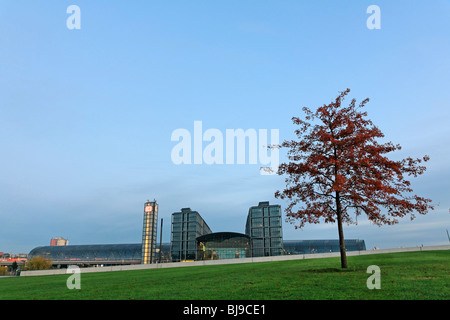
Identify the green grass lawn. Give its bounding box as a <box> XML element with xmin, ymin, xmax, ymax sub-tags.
<box><xmin>1</xmin><ymin>250</ymin><xmax>448</xmax><ymax>300</ymax></box>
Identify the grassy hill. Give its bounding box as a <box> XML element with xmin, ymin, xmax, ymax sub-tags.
<box><xmin>1</xmin><ymin>250</ymin><xmax>448</xmax><ymax>300</ymax></box>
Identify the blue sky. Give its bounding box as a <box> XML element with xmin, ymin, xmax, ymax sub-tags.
<box><xmin>1</xmin><ymin>0</ymin><xmax>449</xmax><ymax>253</ymax></box>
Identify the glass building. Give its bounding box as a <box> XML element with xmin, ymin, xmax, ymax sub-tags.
<box><xmin>171</xmin><ymin>208</ymin><xmax>212</xmax><ymax>262</ymax></box>
<box><xmin>28</xmin><ymin>244</ymin><xmax>143</xmax><ymax>266</ymax></box>
<box><xmin>245</xmin><ymin>201</ymin><xmax>283</xmax><ymax>257</ymax></box>
<box><xmin>27</xmin><ymin>240</ymin><xmax>367</xmax><ymax>266</ymax></box>
<box><xmin>142</xmin><ymin>200</ymin><xmax>158</xmax><ymax>264</ymax></box>
<box><xmin>196</xmin><ymin>232</ymin><xmax>251</xmax><ymax>260</ymax></box>
<box><xmin>283</xmin><ymin>240</ymin><xmax>366</xmax><ymax>255</ymax></box>
<box><xmin>27</xmin><ymin>200</ymin><xmax>368</xmax><ymax>266</ymax></box>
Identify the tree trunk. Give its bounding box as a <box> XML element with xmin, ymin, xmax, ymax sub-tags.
<box><xmin>336</xmin><ymin>192</ymin><xmax>348</xmax><ymax>268</ymax></box>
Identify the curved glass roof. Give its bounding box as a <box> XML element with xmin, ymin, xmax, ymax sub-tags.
<box><xmin>28</xmin><ymin>244</ymin><xmax>143</xmax><ymax>262</ymax></box>
<box><xmin>196</xmin><ymin>232</ymin><xmax>250</xmax><ymax>243</ymax></box>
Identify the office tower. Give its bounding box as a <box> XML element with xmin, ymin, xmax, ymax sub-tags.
<box><xmin>141</xmin><ymin>200</ymin><xmax>158</xmax><ymax>264</ymax></box>
<box><xmin>171</xmin><ymin>208</ymin><xmax>212</xmax><ymax>262</ymax></box>
<box><xmin>245</xmin><ymin>201</ymin><xmax>283</xmax><ymax>257</ymax></box>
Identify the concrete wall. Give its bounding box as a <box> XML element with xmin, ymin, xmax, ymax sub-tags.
<box><xmin>20</xmin><ymin>244</ymin><xmax>450</xmax><ymax>277</ymax></box>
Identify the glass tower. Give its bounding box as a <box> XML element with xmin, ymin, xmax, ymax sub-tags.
<box><xmin>245</xmin><ymin>201</ymin><xmax>283</xmax><ymax>257</ymax></box>
<box><xmin>141</xmin><ymin>200</ymin><xmax>158</xmax><ymax>264</ymax></box>
<box><xmin>171</xmin><ymin>208</ymin><xmax>212</xmax><ymax>262</ymax></box>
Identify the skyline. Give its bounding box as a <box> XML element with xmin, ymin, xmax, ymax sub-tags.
<box><xmin>1</xmin><ymin>0</ymin><xmax>450</xmax><ymax>253</ymax></box>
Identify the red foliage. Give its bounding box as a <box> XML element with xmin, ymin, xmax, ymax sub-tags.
<box><xmin>275</xmin><ymin>89</ymin><xmax>434</xmax><ymax>267</ymax></box>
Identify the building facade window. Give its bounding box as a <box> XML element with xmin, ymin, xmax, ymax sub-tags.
<box><xmin>245</xmin><ymin>201</ymin><xmax>283</xmax><ymax>257</ymax></box>
<box><xmin>170</xmin><ymin>208</ymin><xmax>212</xmax><ymax>262</ymax></box>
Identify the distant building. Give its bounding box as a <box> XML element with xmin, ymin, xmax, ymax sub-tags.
<box><xmin>171</xmin><ymin>208</ymin><xmax>212</xmax><ymax>262</ymax></box>
<box><xmin>27</xmin><ymin>239</ymin><xmax>366</xmax><ymax>267</ymax></box>
<box><xmin>50</xmin><ymin>237</ymin><xmax>69</xmax><ymax>246</ymax></box>
<box><xmin>245</xmin><ymin>201</ymin><xmax>283</xmax><ymax>257</ymax></box>
<box><xmin>283</xmin><ymin>239</ymin><xmax>366</xmax><ymax>254</ymax></box>
<box><xmin>28</xmin><ymin>244</ymin><xmax>144</xmax><ymax>266</ymax></box>
<box><xmin>141</xmin><ymin>200</ymin><xmax>158</xmax><ymax>264</ymax></box>
<box><xmin>27</xmin><ymin>200</ymin><xmax>367</xmax><ymax>266</ymax></box>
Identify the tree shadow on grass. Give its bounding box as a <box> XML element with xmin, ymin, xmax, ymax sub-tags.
<box><xmin>301</xmin><ymin>267</ymin><xmax>358</xmax><ymax>273</ymax></box>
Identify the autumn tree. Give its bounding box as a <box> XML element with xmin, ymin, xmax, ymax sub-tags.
<box><xmin>275</xmin><ymin>89</ymin><xmax>434</xmax><ymax>268</ymax></box>
<box><xmin>23</xmin><ymin>256</ymin><xmax>53</xmax><ymax>270</ymax></box>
